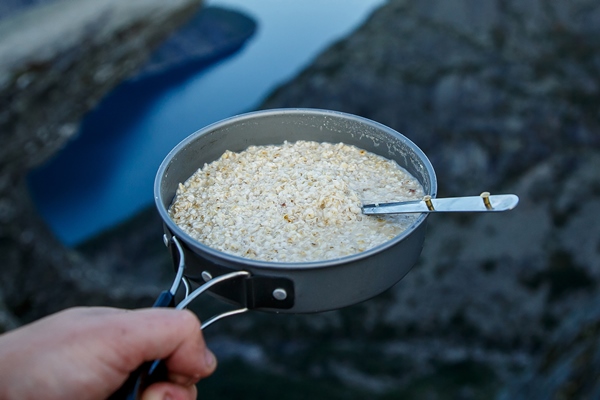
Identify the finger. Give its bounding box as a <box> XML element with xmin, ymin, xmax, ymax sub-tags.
<box><xmin>141</xmin><ymin>381</ymin><xmax>197</xmax><ymax>400</ymax></box>
<box><xmin>168</xmin><ymin>347</ymin><xmax>216</xmax><ymax>385</ymax></box>
<box><xmin>97</xmin><ymin>308</ymin><xmax>215</xmax><ymax>380</ymax></box>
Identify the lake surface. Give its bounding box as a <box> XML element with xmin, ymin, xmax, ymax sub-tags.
<box><xmin>28</xmin><ymin>0</ymin><xmax>387</xmax><ymax>245</ymax></box>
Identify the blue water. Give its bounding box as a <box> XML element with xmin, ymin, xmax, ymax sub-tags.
<box><xmin>28</xmin><ymin>0</ymin><xmax>387</xmax><ymax>246</ymax></box>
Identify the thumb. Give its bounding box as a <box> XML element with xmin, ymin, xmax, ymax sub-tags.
<box><xmin>141</xmin><ymin>381</ymin><xmax>197</xmax><ymax>400</ymax></box>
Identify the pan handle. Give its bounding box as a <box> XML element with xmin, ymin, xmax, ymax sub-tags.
<box><xmin>108</xmin><ymin>237</ymin><xmax>250</xmax><ymax>400</ymax></box>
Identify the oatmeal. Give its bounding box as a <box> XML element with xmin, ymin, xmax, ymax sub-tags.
<box><xmin>169</xmin><ymin>140</ymin><xmax>424</xmax><ymax>262</ymax></box>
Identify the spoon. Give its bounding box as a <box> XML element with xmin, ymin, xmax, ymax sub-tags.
<box><xmin>362</xmin><ymin>192</ymin><xmax>519</xmax><ymax>215</ymax></box>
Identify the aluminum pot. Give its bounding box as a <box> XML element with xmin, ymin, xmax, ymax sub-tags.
<box><xmin>154</xmin><ymin>108</ymin><xmax>437</xmax><ymax>314</ymax></box>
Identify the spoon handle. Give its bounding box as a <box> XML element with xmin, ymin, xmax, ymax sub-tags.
<box><xmin>362</xmin><ymin>193</ymin><xmax>519</xmax><ymax>215</ymax></box>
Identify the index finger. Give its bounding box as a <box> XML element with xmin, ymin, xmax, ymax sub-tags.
<box><xmin>87</xmin><ymin>308</ymin><xmax>216</xmax><ymax>383</ymax></box>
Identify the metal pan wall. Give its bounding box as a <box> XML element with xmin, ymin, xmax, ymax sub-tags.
<box><xmin>154</xmin><ymin>109</ymin><xmax>437</xmax><ymax>313</ymax></box>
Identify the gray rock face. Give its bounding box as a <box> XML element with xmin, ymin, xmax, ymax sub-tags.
<box><xmin>0</xmin><ymin>0</ymin><xmax>202</xmax><ymax>173</ymax></box>
<box><xmin>253</xmin><ymin>0</ymin><xmax>600</xmax><ymax>397</ymax></box>
<box><xmin>499</xmin><ymin>294</ymin><xmax>600</xmax><ymax>399</ymax></box>
<box><xmin>0</xmin><ymin>0</ymin><xmax>203</xmax><ymax>324</ymax></box>
<box><xmin>262</xmin><ymin>0</ymin><xmax>600</xmax><ymax>195</ymax></box>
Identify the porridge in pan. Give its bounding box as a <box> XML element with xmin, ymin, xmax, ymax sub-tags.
<box><xmin>169</xmin><ymin>140</ymin><xmax>424</xmax><ymax>262</ymax></box>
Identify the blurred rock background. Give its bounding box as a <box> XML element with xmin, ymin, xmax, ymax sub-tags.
<box><xmin>0</xmin><ymin>0</ymin><xmax>204</xmax><ymax>326</ymax></box>
<box><xmin>1</xmin><ymin>0</ymin><xmax>600</xmax><ymax>399</ymax></box>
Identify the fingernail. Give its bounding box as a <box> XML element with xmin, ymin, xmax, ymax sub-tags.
<box><xmin>168</xmin><ymin>372</ymin><xmax>195</xmax><ymax>386</ymax></box>
<box><xmin>141</xmin><ymin>390</ymin><xmax>172</xmax><ymax>400</ymax></box>
<box><xmin>205</xmin><ymin>348</ymin><xmax>216</xmax><ymax>369</ymax></box>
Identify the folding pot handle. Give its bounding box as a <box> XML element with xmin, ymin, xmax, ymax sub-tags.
<box><xmin>108</xmin><ymin>236</ymin><xmax>250</xmax><ymax>399</ymax></box>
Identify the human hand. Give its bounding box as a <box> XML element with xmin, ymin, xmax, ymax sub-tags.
<box><xmin>0</xmin><ymin>307</ymin><xmax>216</xmax><ymax>400</ymax></box>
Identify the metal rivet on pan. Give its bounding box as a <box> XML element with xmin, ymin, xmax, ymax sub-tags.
<box><xmin>163</xmin><ymin>234</ymin><xmax>169</xmax><ymax>247</ymax></box>
<box><xmin>201</xmin><ymin>271</ymin><xmax>213</xmax><ymax>282</ymax></box>
<box><xmin>272</xmin><ymin>288</ymin><xmax>287</xmax><ymax>300</ymax></box>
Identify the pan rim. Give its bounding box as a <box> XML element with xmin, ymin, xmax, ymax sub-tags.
<box><xmin>154</xmin><ymin>108</ymin><xmax>437</xmax><ymax>271</ymax></box>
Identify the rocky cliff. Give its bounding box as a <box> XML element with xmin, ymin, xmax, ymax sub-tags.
<box><xmin>255</xmin><ymin>0</ymin><xmax>600</xmax><ymax>397</ymax></box>
<box><xmin>0</xmin><ymin>0</ymin><xmax>204</xmax><ymax>326</ymax></box>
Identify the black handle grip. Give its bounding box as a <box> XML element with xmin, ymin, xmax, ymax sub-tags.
<box><xmin>108</xmin><ymin>359</ymin><xmax>169</xmax><ymax>400</ymax></box>
<box><xmin>152</xmin><ymin>290</ymin><xmax>175</xmax><ymax>308</ymax></box>
<box><xmin>108</xmin><ymin>291</ymin><xmax>175</xmax><ymax>400</ymax></box>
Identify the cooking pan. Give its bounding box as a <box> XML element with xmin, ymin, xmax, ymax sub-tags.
<box><xmin>156</xmin><ymin>108</ymin><xmax>437</xmax><ymax>314</ymax></box>
<box><xmin>114</xmin><ymin>108</ymin><xmax>437</xmax><ymax>399</ymax></box>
